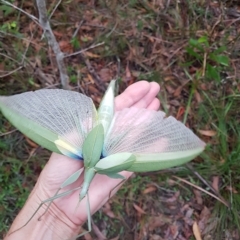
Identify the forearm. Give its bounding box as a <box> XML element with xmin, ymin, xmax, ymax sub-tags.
<box><xmin>4</xmin><ymin>187</ymin><xmax>80</xmax><ymax>240</ymax></box>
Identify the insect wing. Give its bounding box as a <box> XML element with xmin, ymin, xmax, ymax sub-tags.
<box><xmin>0</xmin><ymin>89</ymin><xmax>97</xmax><ymax>159</ymax></box>
<box><xmin>98</xmin><ymin>80</ymin><xmax>115</xmax><ymax>135</ymax></box>
<box><xmin>103</xmin><ymin>107</ymin><xmax>205</xmax><ymax>172</ymax></box>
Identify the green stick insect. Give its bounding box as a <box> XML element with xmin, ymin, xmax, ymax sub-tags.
<box><xmin>0</xmin><ymin>80</ymin><xmax>205</xmax><ymax>238</ymax></box>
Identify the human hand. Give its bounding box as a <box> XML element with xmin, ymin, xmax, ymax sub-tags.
<box><xmin>6</xmin><ymin>81</ymin><xmax>160</xmax><ymax>240</ymax></box>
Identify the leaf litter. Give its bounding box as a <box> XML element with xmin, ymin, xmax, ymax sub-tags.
<box><xmin>1</xmin><ymin>0</ymin><xmax>240</xmax><ymax>239</ymax></box>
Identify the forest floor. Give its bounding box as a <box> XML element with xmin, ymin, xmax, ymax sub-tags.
<box><xmin>0</xmin><ymin>1</ymin><xmax>240</xmax><ymax>240</ymax></box>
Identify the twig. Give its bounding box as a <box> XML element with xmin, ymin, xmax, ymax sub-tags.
<box><xmin>0</xmin><ymin>52</ymin><xmax>21</xmax><ymax>64</ymax></box>
<box><xmin>72</xmin><ymin>20</ymin><xmax>84</xmax><ymax>39</ymax></box>
<box><xmin>64</xmin><ymin>42</ymin><xmax>104</xmax><ymax>58</ymax></box>
<box><xmin>0</xmin><ymin>129</ymin><xmax>17</xmax><ymax>136</ymax></box>
<box><xmin>48</xmin><ymin>0</ymin><xmax>62</xmax><ymax>20</ymax></box>
<box><xmin>186</xmin><ymin>163</ymin><xmax>227</xmax><ymax>203</ymax></box>
<box><xmin>0</xmin><ymin>66</ymin><xmax>23</xmax><ymax>78</ymax></box>
<box><xmin>43</xmin><ymin>83</ymin><xmax>61</xmax><ymax>89</ymax></box>
<box><xmin>173</xmin><ymin>176</ymin><xmax>229</xmax><ymax>207</ymax></box>
<box><xmin>67</xmin><ymin>38</ymin><xmax>105</xmax><ymax>92</ymax></box>
<box><xmin>83</xmin><ymin>56</ymin><xmax>105</xmax><ymax>92</ymax></box>
<box><xmin>36</xmin><ymin>0</ymin><xmax>69</xmax><ymax>89</ymax></box>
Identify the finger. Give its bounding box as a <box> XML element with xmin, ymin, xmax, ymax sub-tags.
<box><xmin>115</xmin><ymin>81</ymin><xmax>152</xmax><ymax>110</ymax></box>
<box><xmin>131</xmin><ymin>82</ymin><xmax>160</xmax><ymax>110</ymax></box>
<box><xmin>146</xmin><ymin>98</ymin><xmax>160</xmax><ymax>110</ymax></box>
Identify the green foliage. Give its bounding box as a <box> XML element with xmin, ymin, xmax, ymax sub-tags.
<box><xmin>0</xmin><ymin>157</ymin><xmax>31</xmax><ymax>233</ymax></box>
<box><xmin>138</xmin><ymin>71</ymin><xmax>161</xmax><ymax>83</ymax></box>
<box><xmin>186</xmin><ymin>36</ymin><xmax>230</xmax><ymax>82</ymax></box>
<box><xmin>0</xmin><ymin>4</ymin><xmax>13</xmax><ymax>17</ymax></box>
<box><xmin>0</xmin><ymin>20</ymin><xmax>19</xmax><ymax>34</ymax></box>
<box><xmin>196</xmin><ymin>90</ymin><xmax>240</xmax><ymax>235</ymax></box>
<box><xmin>70</xmin><ymin>37</ymin><xmax>81</xmax><ymax>49</ymax></box>
<box><xmin>69</xmin><ymin>75</ymin><xmax>77</xmax><ymax>83</ymax></box>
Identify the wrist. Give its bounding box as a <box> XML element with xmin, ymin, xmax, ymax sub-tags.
<box><xmin>5</xmin><ymin>186</ymin><xmax>80</xmax><ymax>240</ymax></box>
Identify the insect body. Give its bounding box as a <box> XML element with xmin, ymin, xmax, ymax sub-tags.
<box><xmin>0</xmin><ymin>80</ymin><xmax>205</xmax><ymax>238</ymax></box>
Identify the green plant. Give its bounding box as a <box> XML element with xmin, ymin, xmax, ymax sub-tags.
<box><xmin>185</xmin><ymin>36</ymin><xmax>229</xmax><ymax>82</ymax></box>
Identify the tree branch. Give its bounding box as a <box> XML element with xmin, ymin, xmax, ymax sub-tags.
<box><xmin>36</xmin><ymin>0</ymin><xmax>69</xmax><ymax>89</ymax></box>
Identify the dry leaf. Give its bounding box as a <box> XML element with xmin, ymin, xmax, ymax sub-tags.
<box><xmin>164</xmin><ymin>76</ymin><xmax>175</xmax><ymax>81</ymax></box>
<box><xmin>226</xmin><ymin>185</ymin><xmax>238</xmax><ymax>194</ymax></box>
<box><xmin>149</xmin><ymin>234</ymin><xmax>164</xmax><ymax>240</ymax></box>
<box><xmin>212</xmin><ymin>176</ymin><xmax>219</xmax><ymax>192</ymax></box>
<box><xmin>193</xmin><ymin>221</ymin><xmax>202</xmax><ymax>240</ymax></box>
<box><xmin>194</xmin><ymin>90</ymin><xmax>203</xmax><ymax>103</ymax></box>
<box><xmin>25</xmin><ymin>137</ymin><xmax>38</xmax><ymax>148</ymax></box>
<box><xmin>198</xmin><ymin>129</ymin><xmax>217</xmax><ymax>137</ymax></box>
<box><xmin>142</xmin><ymin>186</ymin><xmax>157</xmax><ymax>194</ymax></box>
<box><xmin>193</xmin><ymin>189</ymin><xmax>203</xmax><ymax>205</ymax></box>
<box><xmin>87</xmin><ymin>74</ymin><xmax>95</xmax><ymax>84</ymax></box>
<box><xmin>173</xmin><ymin>85</ymin><xmax>183</xmax><ymax>97</ymax></box>
<box><xmin>199</xmin><ymin>206</ymin><xmax>211</xmax><ymax>232</ymax></box>
<box><xmin>102</xmin><ymin>202</ymin><xmax>116</xmax><ymax>218</ymax></box>
<box><xmin>109</xmin><ymin>236</ymin><xmax>120</xmax><ymax>240</ymax></box>
<box><xmin>59</xmin><ymin>40</ymin><xmax>73</xmax><ymax>53</ymax></box>
<box><xmin>166</xmin><ymin>191</ymin><xmax>180</xmax><ymax>203</ymax></box>
<box><xmin>133</xmin><ymin>203</ymin><xmax>146</xmax><ymax>215</ymax></box>
<box><xmin>124</xmin><ymin>64</ymin><xmax>132</xmax><ymax>82</ymax></box>
<box><xmin>200</xmin><ymin>83</ymin><xmax>208</xmax><ymax>91</ymax></box>
<box><xmin>165</xmin><ymin>85</ymin><xmax>176</xmax><ymax>94</ymax></box>
<box><xmin>84</xmin><ymin>51</ymin><xmax>100</xmax><ymax>58</ymax></box>
<box><xmin>99</xmin><ymin>68</ymin><xmax>112</xmax><ymax>82</ymax></box>
<box><xmin>176</xmin><ymin>106</ymin><xmax>185</xmax><ymax>120</ymax></box>
<box><xmin>148</xmin><ymin>215</ymin><xmax>170</xmax><ymax>231</ymax></box>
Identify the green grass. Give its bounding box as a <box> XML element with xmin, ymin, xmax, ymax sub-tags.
<box><xmin>0</xmin><ymin>116</ymin><xmax>50</xmax><ymax>235</ymax></box>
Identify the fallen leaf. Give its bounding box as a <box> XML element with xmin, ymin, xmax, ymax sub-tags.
<box><xmin>92</xmin><ymin>221</ymin><xmax>107</xmax><ymax>240</ymax></box>
<box><xmin>124</xmin><ymin>64</ymin><xmax>133</xmax><ymax>82</ymax></box>
<box><xmin>166</xmin><ymin>191</ymin><xmax>180</xmax><ymax>203</ymax></box>
<box><xmin>212</xmin><ymin>176</ymin><xmax>219</xmax><ymax>192</ymax></box>
<box><xmin>165</xmin><ymin>85</ymin><xmax>175</xmax><ymax>94</ymax></box>
<box><xmin>169</xmin><ymin>99</ymin><xmax>180</xmax><ymax>107</ymax></box>
<box><xmin>109</xmin><ymin>236</ymin><xmax>120</xmax><ymax>240</ymax></box>
<box><xmin>59</xmin><ymin>40</ymin><xmax>73</xmax><ymax>53</ymax></box>
<box><xmin>99</xmin><ymin>68</ymin><xmax>112</xmax><ymax>82</ymax></box>
<box><xmin>142</xmin><ymin>186</ymin><xmax>157</xmax><ymax>194</ymax></box>
<box><xmin>193</xmin><ymin>221</ymin><xmax>202</xmax><ymax>240</ymax></box>
<box><xmin>194</xmin><ymin>90</ymin><xmax>203</xmax><ymax>103</ymax></box>
<box><xmin>173</xmin><ymin>85</ymin><xmax>183</xmax><ymax>97</ymax></box>
<box><xmin>164</xmin><ymin>76</ymin><xmax>175</xmax><ymax>81</ymax></box>
<box><xmin>193</xmin><ymin>189</ymin><xmax>203</xmax><ymax>205</ymax></box>
<box><xmin>133</xmin><ymin>203</ymin><xmax>146</xmax><ymax>215</ymax></box>
<box><xmin>25</xmin><ymin>137</ymin><xmax>38</xmax><ymax>148</ymax></box>
<box><xmin>226</xmin><ymin>185</ymin><xmax>238</xmax><ymax>194</ymax></box>
<box><xmin>200</xmin><ymin>83</ymin><xmax>208</xmax><ymax>90</ymax></box>
<box><xmin>176</xmin><ymin>106</ymin><xmax>185</xmax><ymax>120</ymax></box>
<box><xmin>87</xmin><ymin>74</ymin><xmax>95</xmax><ymax>84</ymax></box>
<box><xmin>199</xmin><ymin>206</ymin><xmax>211</xmax><ymax>232</ymax></box>
<box><xmin>150</xmin><ymin>234</ymin><xmax>164</xmax><ymax>240</ymax></box>
<box><xmin>84</xmin><ymin>51</ymin><xmax>100</xmax><ymax>58</ymax></box>
<box><xmin>198</xmin><ymin>129</ymin><xmax>217</xmax><ymax>137</ymax></box>
<box><xmin>148</xmin><ymin>215</ymin><xmax>170</xmax><ymax>231</ymax></box>
<box><xmin>0</xmin><ymin>62</ymin><xmax>5</xmax><ymax>71</ymax></box>
<box><xmin>102</xmin><ymin>202</ymin><xmax>116</xmax><ymax>218</ymax></box>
